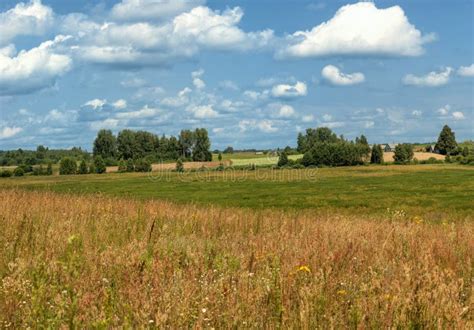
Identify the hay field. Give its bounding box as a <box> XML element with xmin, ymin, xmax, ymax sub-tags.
<box><xmin>1</xmin><ymin>190</ymin><xmax>472</xmax><ymax>328</ymax></box>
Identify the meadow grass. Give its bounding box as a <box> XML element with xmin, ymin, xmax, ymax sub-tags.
<box><xmin>1</xmin><ymin>164</ymin><xmax>473</xmax><ymax>217</ymax></box>
<box><xmin>1</xmin><ymin>190</ymin><xmax>472</xmax><ymax>328</ymax></box>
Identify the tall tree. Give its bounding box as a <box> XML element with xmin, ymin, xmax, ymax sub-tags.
<box><xmin>370</xmin><ymin>144</ymin><xmax>383</xmax><ymax>164</ymax></box>
<box><xmin>117</xmin><ymin>129</ymin><xmax>137</xmax><ymax>160</ymax></box>
<box><xmin>93</xmin><ymin>130</ymin><xmax>117</xmax><ymax>159</ymax></box>
<box><xmin>435</xmin><ymin>125</ymin><xmax>457</xmax><ymax>155</ymax></box>
<box><xmin>179</xmin><ymin>130</ymin><xmax>195</xmax><ymax>159</ymax></box>
<box><xmin>192</xmin><ymin>128</ymin><xmax>212</xmax><ymax>161</ymax></box>
<box><xmin>393</xmin><ymin>144</ymin><xmax>414</xmax><ymax>164</ymax></box>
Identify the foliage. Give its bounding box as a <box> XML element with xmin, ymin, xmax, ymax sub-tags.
<box><xmin>118</xmin><ymin>159</ymin><xmax>127</xmax><ymax>173</ymax></box>
<box><xmin>134</xmin><ymin>159</ymin><xmax>152</xmax><ymax>172</ymax></box>
<box><xmin>176</xmin><ymin>158</ymin><xmax>184</xmax><ymax>172</ymax></box>
<box><xmin>277</xmin><ymin>152</ymin><xmax>289</xmax><ymax>167</ymax></box>
<box><xmin>78</xmin><ymin>160</ymin><xmax>89</xmax><ymax>174</ymax></box>
<box><xmin>59</xmin><ymin>157</ymin><xmax>77</xmax><ymax>175</ymax></box>
<box><xmin>93</xmin><ymin>156</ymin><xmax>106</xmax><ymax>174</ymax></box>
<box><xmin>435</xmin><ymin>125</ymin><xmax>457</xmax><ymax>155</ymax></box>
<box><xmin>13</xmin><ymin>167</ymin><xmax>25</xmax><ymax>177</ymax></box>
<box><xmin>223</xmin><ymin>146</ymin><xmax>234</xmax><ymax>154</ymax></box>
<box><xmin>0</xmin><ymin>170</ymin><xmax>13</xmax><ymax>177</ymax></box>
<box><xmin>0</xmin><ymin>147</ymin><xmax>89</xmax><ymax>167</ymax></box>
<box><xmin>192</xmin><ymin>128</ymin><xmax>212</xmax><ymax>161</ymax></box>
<box><xmin>370</xmin><ymin>144</ymin><xmax>384</xmax><ymax>164</ymax></box>
<box><xmin>46</xmin><ymin>163</ymin><xmax>53</xmax><ymax>175</ymax></box>
<box><xmin>393</xmin><ymin>144</ymin><xmax>414</xmax><ymax>164</ymax></box>
<box><xmin>126</xmin><ymin>159</ymin><xmax>135</xmax><ymax>172</ymax></box>
<box><xmin>93</xmin><ymin>129</ymin><xmax>117</xmax><ymax>159</ymax></box>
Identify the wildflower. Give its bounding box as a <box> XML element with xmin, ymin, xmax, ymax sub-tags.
<box><xmin>412</xmin><ymin>216</ymin><xmax>423</xmax><ymax>224</ymax></box>
<box><xmin>201</xmin><ymin>308</ymin><xmax>207</xmax><ymax>313</ymax></box>
<box><xmin>297</xmin><ymin>265</ymin><xmax>311</xmax><ymax>273</ymax></box>
<box><xmin>148</xmin><ymin>320</ymin><xmax>154</xmax><ymax>324</ymax></box>
<box><xmin>337</xmin><ymin>290</ymin><xmax>347</xmax><ymax>296</ymax></box>
<box><xmin>67</xmin><ymin>235</ymin><xmax>78</xmax><ymax>244</ymax></box>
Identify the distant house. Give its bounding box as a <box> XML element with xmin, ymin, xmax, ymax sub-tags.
<box><xmin>383</xmin><ymin>144</ymin><xmax>398</xmax><ymax>152</ymax></box>
<box><xmin>427</xmin><ymin>144</ymin><xmax>438</xmax><ymax>153</ymax></box>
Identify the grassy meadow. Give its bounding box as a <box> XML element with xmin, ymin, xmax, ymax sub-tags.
<box><xmin>1</xmin><ymin>164</ymin><xmax>473</xmax><ymax>327</ymax></box>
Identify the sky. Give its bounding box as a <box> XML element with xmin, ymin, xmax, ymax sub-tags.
<box><xmin>0</xmin><ymin>0</ymin><xmax>473</xmax><ymax>151</ymax></box>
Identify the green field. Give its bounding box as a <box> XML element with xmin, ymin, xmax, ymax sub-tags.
<box><xmin>2</xmin><ymin>164</ymin><xmax>473</xmax><ymax>217</ymax></box>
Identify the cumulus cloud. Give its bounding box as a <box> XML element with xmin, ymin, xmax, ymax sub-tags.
<box><xmin>0</xmin><ymin>126</ymin><xmax>23</xmax><ymax>139</ymax></box>
<box><xmin>65</xmin><ymin>6</ymin><xmax>273</xmax><ymax>67</ymax></box>
<box><xmin>192</xmin><ymin>69</ymin><xmax>206</xmax><ymax>89</ymax></box>
<box><xmin>437</xmin><ymin>105</ymin><xmax>451</xmax><ymax>115</ymax></box>
<box><xmin>279</xmin><ymin>2</ymin><xmax>434</xmax><ymax>58</ymax></box>
<box><xmin>0</xmin><ymin>0</ymin><xmax>54</xmax><ymax>46</ymax></box>
<box><xmin>321</xmin><ymin>65</ymin><xmax>365</xmax><ymax>86</ymax></box>
<box><xmin>111</xmin><ymin>0</ymin><xmax>204</xmax><ymax>21</ymax></box>
<box><xmin>90</xmin><ymin>118</ymin><xmax>120</xmax><ymax>130</ymax></box>
<box><xmin>83</xmin><ymin>99</ymin><xmax>107</xmax><ymax>109</ymax></box>
<box><xmin>112</xmin><ymin>99</ymin><xmax>127</xmax><ymax>109</ymax></box>
<box><xmin>278</xmin><ymin>105</ymin><xmax>296</xmax><ymax>118</ymax></box>
<box><xmin>411</xmin><ymin>110</ymin><xmax>422</xmax><ymax>117</ymax></box>
<box><xmin>458</xmin><ymin>64</ymin><xmax>474</xmax><ymax>77</ymax></box>
<box><xmin>271</xmin><ymin>81</ymin><xmax>307</xmax><ymax>98</ymax></box>
<box><xmin>0</xmin><ymin>36</ymin><xmax>72</xmax><ymax>95</ymax></box>
<box><xmin>160</xmin><ymin>87</ymin><xmax>192</xmax><ymax>107</ymax></box>
<box><xmin>452</xmin><ymin>111</ymin><xmax>465</xmax><ymax>120</ymax></box>
<box><xmin>302</xmin><ymin>114</ymin><xmax>314</xmax><ymax>123</ymax></box>
<box><xmin>239</xmin><ymin>119</ymin><xmax>277</xmax><ymax>133</ymax></box>
<box><xmin>403</xmin><ymin>67</ymin><xmax>452</xmax><ymax>87</ymax></box>
<box><xmin>188</xmin><ymin>104</ymin><xmax>218</xmax><ymax>119</ymax></box>
<box><xmin>116</xmin><ymin>105</ymin><xmax>161</xmax><ymax>119</ymax></box>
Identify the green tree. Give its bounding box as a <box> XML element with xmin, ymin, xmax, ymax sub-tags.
<box><xmin>462</xmin><ymin>146</ymin><xmax>469</xmax><ymax>157</ymax></box>
<box><xmin>93</xmin><ymin>129</ymin><xmax>117</xmax><ymax>159</ymax></box>
<box><xmin>117</xmin><ymin>129</ymin><xmax>137</xmax><ymax>160</ymax></box>
<box><xmin>46</xmin><ymin>162</ymin><xmax>53</xmax><ymax>175</ymax></box>
<box><xmin>370</xmin><ymin>144</ymin><xmax>384</xmax><ymax>164</ymax></box>
<box><xmin>126</xmin><ymin>158</ymin><xmax>134</xmax><ymax>172</ymax></box>
<box><xmin>179</xmin><ymin>129</ymin><xmax>195</xmax><ymax>159</ymax></box>
<box><xmin>223</xmin><ymin>146</ymin><xmax>234</xmax><ymax>154</ymax></box>
<box><xmin>118</xmin><ymin>159</ymin><xmax>127</xmax><ymax>173</ymax></box>
<box><xmin>13</xmin><ymin>167</ymin><xmax>25</xmax><ymax>177</ymax></box>
<box><xmin>78</xmin><ymin>159</ymin><xmax>89</xmax><ymax>174</ymax></box>
<box><xmin>94</xmin><ymin>156</ymin><xmax>106</xmax><ymax>174</ymax></box>
<box><xmin>393</xmin><ymin>144</ymin><xmax>414</xmax><ymax>164</ymax></box>
<box><xmin>59</xmin><ymin>157</ymin><xmax>77</xmax><ymax>175</ymax></box>
<box><xmin>134</xmin><ymin>159</ymin><xmax>152</xmax><ymax>172</ymax></box>
<box><xmin>277</xmin><ymin>152</ymin><xmax>289</xmax><ymax>167</ymax></box>
<box><xmin>176</xmin><ymin>158</ymin><xmax>184</xmax><ymax>172</ymax></box>
<box><xmin>435</xmin><ymin>125</ymin><xmax>457</xmax><ymax>155</ymax></box>
<box><xmin>192</xmin><ymin>128</ymin><xmax>212</xmax><ymax>161</ymax></box>
<box><xmin>218</xmin><ymin>152</ymin><xmax>222</xmax><ymax>162</ymax></box>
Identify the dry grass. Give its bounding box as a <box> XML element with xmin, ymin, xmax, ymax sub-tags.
<box><xmin>0</xmin><ymin>190</ymin><xmax>473</xmax><ymax>328</ymax></box>
<box><xmin>384</xmin><ymin>152</ymin><xmax>445</xmax><ymax>163</ymax></box>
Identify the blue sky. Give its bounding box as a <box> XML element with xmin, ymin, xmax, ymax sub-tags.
<box><xmin>0</xmin><ymin>0</ymin><xmax>473</xmax><ymax>150</ymax></box>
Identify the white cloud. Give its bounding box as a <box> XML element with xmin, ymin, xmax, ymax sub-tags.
<box><xmin>121</xmin><ymin>77</ymin><xmax>147</xmax><ymax>88</ymax></box>
<box><xmin>0</xmin><ymin>0</ymin><xmax>54</xmax><ymax>46</ymax></box>
<box><xmin>0</xmin><ymin>126</ymin><xmax>22</xmax><ymax>139</ymax></box>
<box><xmin>160</xmin><ymin>87</ymin><xmax>191</xmax><ymax>107</ymax></box>
<box><xmin>116</xmin><ymin>105</ymin><xmax>161</xmax><ymax>119</ymax></box>
<box><xmin>188</xmin><ymin>104</ymin><xmax>218</xmax><ymax>119</ymax></box>
<box><xmin>412</xmin><ymin>110</ymin><xmax>422</xmax><ymax>117</ymax></box>
<box><xmin>112</xmin><ymin>99</ymin><xmax>127</xmax><ymax>109</ymax></box>
<box><xmin>271</xmin><ymin>81</ymin><xmax>307</xmax><ymax>98</ymax></box>
<box><xmin>279</xmin><ymin>2</ymin><xmax>434</xmax><ymax>58</ymax></box>
<box><xmin>403</xmin><ymin>67</ymin><xmax>453</xmax><ymax>87</ymax></box>
<box><xmin>111</xmin><ymin>0</ymin><xmax>204</xmax><ymax>21</ymax></box>
<box><xmin>278</xmin><ymin>105</ymin><xmax>295</xmax><ymax>118</ymax></box>
<box><xmin>322</xmin><ymin>114</ymin><xmax>332</xmax><ymax>121</ymax></box>
<box><xmin>0</xmin><ymin>36</ymin><xmax>72</xmax><ymax>95</ymax></box>
<box><xmin>219</xmin><ymin>80</ymin><xmax>239</xmax><ymax>91</ymax></box>
<box><xmin>364</xmin><ymin>121</ymin><xmax>374</xmax><ymax>128</ymax></box>
<box><xmin>239</xmin><ymin>119</ymin><xmax>277</xmax><ymax>133</ymax></box>
<box><xmin>90</xmin><ymin>118</ymin><xmax>120</xmax><ymax>130</ymax></box>
<box><xmin>212</xmin><ymin>127</ymin><xmax>224</xmax><ymax>134</ymax></box>
<box><xmin>452</xmin><ymin>111</ymin><xmax>465</xmax><ymax>120</ymax></box>
<box><xmin>84</xmin><ymin>98</ymin><xmax>107</xmax><ymax>109</ymax></box>
<box><xmin>458</xmin><ymin>64</ymin><xmax>474</xmax><ymax>77</ymax></box>
<box><xmin>325</xmin><ymin>121</ymin><xmax>345</xmax><ymax>129</ymax></box>
<box><xmin>437</xmin><ymin>104</ymin><xmax>451</xmax><ymax>115</ymax></box>
<box><xmin>321</xmin><ymin>65</ymin><xmax>365</xmax><ymax>86</ymax></box>
<box><xmin>302</xmin><ymin>114</ymin><xmax>314</xmax><ymax>123</ymax></box>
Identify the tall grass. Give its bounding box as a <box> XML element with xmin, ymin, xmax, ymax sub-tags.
<box><xmin>0</xmin><ymin>190</ymin><xmax>472</xmax><ymax>328</ymax></box>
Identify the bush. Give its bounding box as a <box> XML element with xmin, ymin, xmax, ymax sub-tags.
<box><xmin>134</xmin><ymin>159</ymin><xmax>152</xmax><ymax>172</ymax></box>
<box><xmin>0</xmin><ymin>170</ymin><xmax>13</xmax><ymax>178</ymax></box>
<box><xmin>176</xmin><ymin>158</ymin><xmax>184</xmax><ymax>172</ymax></box>
<box><xmin>78</xmin><ymin>159</ymin><xmax>89</xmax><ymax>174</ymax></box>
<box><xmin>13</xmin><ymin>167</ymin><xmax>25</xmax><ymax>177</ymax></box>
<box><xmin>393</xmin><ymin>144</ymin><xmax>414</xmax><ymax>164</ymax></box>
<box><xmin>126</xmin><ymin>159</ymin><xmax>135</xmax><ymax>172</ymax></box>
<box><xmin>46</xmin><ymin>163</ymin><xmax>53</xmax><ymax>175</ymax></box>
<box><xmin>94</xmin><ymin>156</ymin><xmax>107</xmax><ymax>174</ymax></box>
<box><xmin>59</xmin><ymin>158</ymin><xmax>77</xmax><ymax>175</ymax></box>
<box><xmin>118</xmin><ymin>159</ymin><xmax>127</xmax><ymax>173</ymax></box>
<box><xmin>277</xmin><ymin>152</ymin><xmax>289</xmax><ymax>167</ymax></box>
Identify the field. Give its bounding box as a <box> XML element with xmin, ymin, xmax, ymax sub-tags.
<box><xmin>1</xmin><ymin>164</ymin><xmax>473</xmax><ymax>327</ymax></box>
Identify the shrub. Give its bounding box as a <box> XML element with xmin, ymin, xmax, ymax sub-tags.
<box><xmin>134</xmin><ymin>159</ymin><xmax>152</xmax><ymax>172</ymax></box>
<box><xmin>59</xmin><ymin>158</ymin><xmax>77</xmax><ymax>175</ymax></box>
<box><xmin>118</xmin><ymin>159</ymin><xmax>127</xmax><ymax>173</ymax></box>
<box><xmin>176</xmin><ymin>158</ymin><xmax>184</xmax><ymax>172</ymax></box>
<box><xmin>277</xmin><ymin>152</ymin><xmax>289</xmax><ymax>167</ymax></box>
<box><xmin>78</xmin><ymin>159</ymin><xmax>89</xmax><ymax>174</ymax></box>
<box><xmin>46</xmin><ymin>163</ymin><xmax>53</xmax><ymax>175</ymax></box>
<box><xmin>13</xmin><ymin>167</ymin><xmax>25</xmax><ymax>177</ymax></box>
<box><xmin>393</xmin><ymin>144</ymin><xmax>414</xmax><ymax>164</ymax></box>
<box><xmin>0</xmin><ymin>170</ymin><xmax>12</xmax><ymax>178</ymax></box>
<box><xmin>370</xmin><ymin>144</ymin><xmax>383</xmax><ymax>164</ymax></box>
<box><xmin>94</xmin><ymin>156</ymin><xmax>107</xmax><ymax>174</ymax></box>
<box><xmin>126</xmin><ymin>159</ymin><xmax>135</xmax><ymax>172</ymax></box>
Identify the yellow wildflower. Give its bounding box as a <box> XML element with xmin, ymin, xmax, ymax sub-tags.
<box><xmin>297</xmin><ymin>265</ymin><xmax>311</xmax><ymax>273</ymax></box>
<box><xmin>337</xmin><ymin>290</ymin><xmax>347</xmax><ymax>296</ymax></box>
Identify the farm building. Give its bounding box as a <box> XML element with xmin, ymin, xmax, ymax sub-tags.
<box><xmin>426</xmin><ymin>144</ymin><xmax>438</xmax><ymax>153</ymax></box>
<box><xmin>382</xmin><ymin>144</ymin><xmax>398</xmax><ymax>152</ymax></box>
